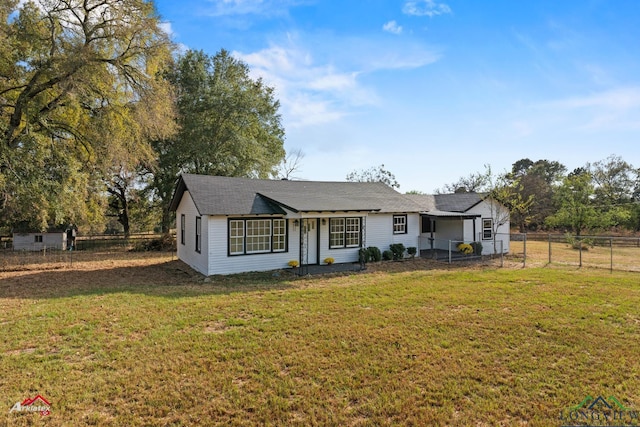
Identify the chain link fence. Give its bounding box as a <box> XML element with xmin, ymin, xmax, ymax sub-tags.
<box><xmin>509</xmin><ymin>233</ymin><xmax>640</xmax><ymax>272</ymax></box>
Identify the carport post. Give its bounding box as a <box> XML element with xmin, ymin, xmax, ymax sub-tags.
<box><xmin>448</xmin><ymin>240</ymin><xmax>452</xmax><ymax>264</ymax></box>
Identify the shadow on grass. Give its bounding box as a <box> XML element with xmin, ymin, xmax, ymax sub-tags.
<box><xmin>0</xmin><ymin>256</ymin><xmax>498</xmax><ymax>300</ymax></box>
<box><xmin>0</xmin><ymin>260</ymin><xmax>304</xmax><ymax>299</ymax></box>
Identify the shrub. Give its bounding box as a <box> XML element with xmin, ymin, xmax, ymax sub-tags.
<box><xmin>288</xmin><ymin>260</ymin><xmax>299</xmax><ymax>268</ymax></box>
<box><xmin>407</xmin><ymin>246</ymin><xmax>417</xmax><ymax>258</ymax></box>
<box><xmin>470</xmin><ymin>241</ymin><xmax>483</xmax><ymax>256</ymax></box>
<box><xmin>388</xmin><ymin>243</ymin><xmax>405</xmax><ymax>260</ymax></box>
<box><xmin>382</xmin><ymin>250</ymin><xmax>393</xmax><ymax>261</ymax></box>
<box><xmin>359</xmin><ymin>248</ymin><xmax>368</xmax><ymax>264</ymax></box>
<box><xmin>457</xmin><ymin>243</ymin><xmax>473</xmax><ymax>255</ymax></box>
<box><xmin>367</xmin><ymin>246</ymin><xmax>382</xmax><ymax>262</ymax></box>
<box><xmin>565</xmin><ymin>233</ymin><xmax>593</xmax><ymax>251</ymax></box>
<box><xmin>130</xmin><ymin>235</ymin><xmax>175</xmax><ymax>252</ymax></box>
<box><xmin>324</xmin><ymin>257</ymin><xmax>335</xmax><ymax>265</ymax></box>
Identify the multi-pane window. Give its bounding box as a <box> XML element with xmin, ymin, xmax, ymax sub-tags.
<box><xmin>180</xmin><ymin>214</ymin><xmax>185</xmax><ymax>245</ymax></box>
<box><xmin>229</xmin><ymin>220</ymin><xmax>244</xmax><ymax>255</ymax></box>
<box><xmin>229</xmin><ymin>218</ymin><xmax>287</xmax><ymax>255</ymax></box>
<box><xmin>329</xmin><ymin>218</ymin><xmax>345</xmax><ymax>248</ymax></box>
<box><xmin>329</xmin><ymin>217</ymin><xmax>361</xmax><ymax>248</ymax></box>
<box><xmin>195</xmin><ymin>216</ymin><xmax>201</xmax><ymax>253</ymax></box>
<box><xmin>34</xmin><ymin>235</ymin><xmax>43</xmax><ymax>243</ymax></box>
<box><xmin>393</xmin><ymin>215</ymin><xmax>407</xmax><ymax>234</ymax></box>
<box><xmin>272</xmin><ymin>219</ymin><xmax>286</xmax><ymax>252</ymax></box>
<box><xmin>482</xmin><ymin>218</ymin><xmax>493</xmax><ymax>240</ymax></box>
<box><xmin>246</xmin><ymin>219</ymin><xmax>271</xmax><ymax>253</ymax></box>
<box><xmin>346</xmin><ymin>218</ymin><xmax>360</xmax><ymax>247</ymax></box>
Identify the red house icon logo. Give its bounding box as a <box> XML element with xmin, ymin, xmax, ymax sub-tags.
<box><xmin>9</xmin><ymin>394</ymin><xmax>51</xmax><ymax>416</ymax></box>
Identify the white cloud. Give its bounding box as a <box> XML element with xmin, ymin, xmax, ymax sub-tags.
<box><xmin>553</xmin><ymin>87</ymin><xmax>640</xmax><ymax>110</ymax></box>
<box><xmin>159</xmin><ymin>21</ymin><xmax>175</xmax><ymax>37</ymax></box>
<box><xmin>383</xmin><ymin>20</ymin><xmax>403</xmax><ymax>35</ymax></box>
<box><xmin>235</xmin><ymin>43</ymin><xmax>374</xmax><ymax>128</ymax></box>
<box><xmin>402</xmin><ymin>0</ymin><xmax>452</xmax><ymax>17</ymax></box>
<box><xmin>548</xmin><ymin>87</ymin><xmax>640</xmax><ymax>130</ymax></box>
<box><xmin>234</xmin><ymin>33</ymin><xmax>440</xmax><ymax>129</ymax></box>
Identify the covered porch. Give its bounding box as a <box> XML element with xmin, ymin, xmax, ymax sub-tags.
<box><xmin>419</xmin><ymin>211</ymin><xmax>481</xmax><ymax>256</ymax></box>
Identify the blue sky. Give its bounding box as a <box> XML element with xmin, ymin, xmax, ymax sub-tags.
<box><xmin>154</xmin><ymin>0</ymin><xmax>640</xmax><ymax>193</ymax></box>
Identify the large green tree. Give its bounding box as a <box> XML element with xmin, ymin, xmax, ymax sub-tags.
<box><xmin>0</xmin><ymin>0</ymin><xmax>174</xmax><ymax>231</ymax></box>
<box><xmin>151</xmin><ymin>49</ymin><xmax>286</xmax><ymax>232</ymax></box>
<box><xmin>546</xmin><ymin>169</ymin><xmax>598</xmax><ymax>236</ymax></box>
<box><xmin>507</xmin><ymin>159</ymin><xmax>566</xmax><ymax>231</ymax></box>
<box><xmin>588</xmin><ymin>154</ymin><xmax>637</xmax><ymax>229</ymax></box>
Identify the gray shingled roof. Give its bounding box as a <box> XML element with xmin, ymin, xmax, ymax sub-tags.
<box><xmin>405</xmin><ymin>193</ymin><xmax>486</xmax><ymax>217</ymax></box>
<box><xmin>170</xmin><ymin>174</ymin><xmax>424</xmax><ymax>215</ymax></box>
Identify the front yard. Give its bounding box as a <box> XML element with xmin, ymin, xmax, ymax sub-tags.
<box><xmin>1</xmin><ymin>257</ymin><xmax>639</xmax><ymax>425</ymax></box>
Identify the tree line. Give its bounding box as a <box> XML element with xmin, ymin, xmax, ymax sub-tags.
<box><xmin>439</xmin><ymin>155</ymin><xmax>640</xmax><ymax>235</ymax></box>
<box><xmin>1</xmin><ymin>0</ymin><xmax>287</xmax><ymax>236</ymax></box>
<box><xmin>3</xmin><ymin>2</ymin><xmax>638</xmax><ymax>238</ymax></box>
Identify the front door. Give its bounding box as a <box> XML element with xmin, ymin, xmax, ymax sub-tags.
<box><xmin>302</xmin><ymin>219</ymin><xmax>318</xmax><ymax>265</ymax></box>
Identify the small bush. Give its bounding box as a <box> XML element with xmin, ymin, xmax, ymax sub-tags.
<box><xmin>382</xmin><ymin>250</ymin><xmax>393</xmax><ymax>261</ymax></box>
<box><xmin>407</xmin><ymin>247</ymin><xmax>417</xmax><ymax>258</ymax></box>
<box><xmin>288</xmin><ymin>260</ymin><xmax>299</xmax><ymax>268</ymax></box>
<box><xmin>324</xmin><ymin>257</ymin><xmax>335</xmax><ymax>265</ymax></box>
<box><xmin>565</xmin><ymin>233</ymin><xmax>593</xmax><ymax>251</ymax></box>
<box><xmin>367</xmin><ymin>246</ymin><xmax>382</xmax><ymax>262</ymax></box>
<box><xmin>389</xmin><ymin>243</ymin><xmax>406</xmax><ymax>260</ymax></box>
<box><xmin>130</xmin><ymin>235</ymin><xmax>175</xmax><ymax>252</ymax></box>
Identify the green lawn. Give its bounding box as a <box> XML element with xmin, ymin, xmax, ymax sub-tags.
<box><xmin>2</xmin><ymin>262</ymin><xmax>640</xmax><ymax>426</ymax></box>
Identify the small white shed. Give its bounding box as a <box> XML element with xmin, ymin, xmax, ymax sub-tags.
<box><xmin>12</xmin><ymin>231</ymin><xmax>67</xmax><ymax>251</ymax></box>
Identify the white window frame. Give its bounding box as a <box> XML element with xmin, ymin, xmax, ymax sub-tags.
<box><xmin>330</xmin><ymin>217</ymin><xmax>361</xmax><ymax>248</ymax></box>
<box><xmin>329</xmin><ymin>218</ymin><xmax>345</xmax><ymax>248</ymax></box>
<box><xmin>346</xmin><ymin>218</ymin><xmax>360</xmax><ymax>247</ymax></box>
<box><xmin>246</xmin><ymin>219</ymin><xmax>272</xmax><ymax>254</ymax></box>
<box><xmin>229</xmin><ymin>220</ymin><xmax>244</xmax><ymax>255</ymax></box>
<box><xmin>272</xmin><ymin>219</ymin><xmax>286</xmax><ymax>252</ymax></box>
<box><xmin>482</xmin><ymin>218</ymin><xmax>493</xmax><ymax>240</ymax></box>
<box><xmin>393</xmin><ymin>215</ymin><xmax>407</xmax><ymax>234</ymax></box>
<box><xmin>229</xmin><ymin>218</ymin><xmax>287</xmax><ymax>255</ymax></box>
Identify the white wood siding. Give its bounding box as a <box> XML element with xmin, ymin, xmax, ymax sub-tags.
<box><xmin>467</xmin><ymin>200</ymin><xmax>510</xmax><ymax>254</ymax></box>
<box><xmin>207</xmin><ymin>216</ymin><xmax>299</xmax><ymax>275</ymax></box>
<box><xmin>365</xmin><ymin>213</ymin><xmax>420</xmax><ymax>256</ymax></box>
<box><xmin>176</xmin><ymin>191</ymin><xmax>209</xmax><ymax>275</ymax></box>
<box><xmin>13</xmin><ymin>232</ymin><xmax>67</xmax><ymax>251</ymax></box>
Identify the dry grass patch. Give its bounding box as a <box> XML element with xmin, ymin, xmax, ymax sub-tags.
<box><xmin>1</xmin><ymin>257</ymin><xmax>640</xmax><ymax>426</ymax></box>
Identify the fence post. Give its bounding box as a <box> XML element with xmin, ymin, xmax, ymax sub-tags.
<box><xmin>523</xmin><ymin>233</ymin><xmax>527</xmax><ymax>268</ymax></box>
<box><xmin>448</xmin><ymin>240</ymin><xmax>452</xmax><ymax>264</ymax></box>
<box><xmin>610</xmin><ymin>238</ymin><xmax>613</xmax><ymax>272</ymax></box>
<box><xmin>579</xmin><ymin>239</ymin><xmax>582</xmax><ymax>268</ymax></box>
<box><xmin>500</xmin><ymin>240</ymin><xmax>504</xmax><ymax>267</ymax></box>
<box><xmin>548</xmin><ymin>234</ymin><xmax>552</xmax><ymax>265</ymax></box>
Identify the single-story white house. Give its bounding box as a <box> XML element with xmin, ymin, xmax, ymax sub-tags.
<box><xmin>170</xmin><ymin>174</ymin><xmax>510</xmax><ymax>276</ymax></box>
